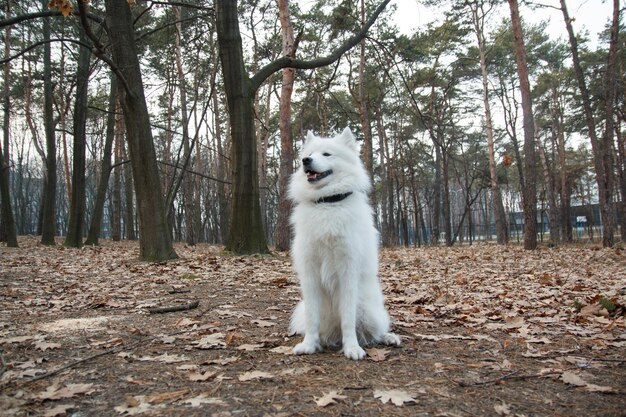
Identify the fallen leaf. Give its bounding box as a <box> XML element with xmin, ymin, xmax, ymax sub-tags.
<box><xmin>269</xmin><ymin>345</ymin><xmax>293</xmax><ymax>355</ymax></box>
<box><xmin>494</xmin><ymin>401</ymin><xmax>511</xmax><ymax>416</ymax></box>
<box><xmin>251</xmin><ymin>319</ymin><xmax>275</xmax><ymax>327</ymax></box>
<box><xmin>36</xmin><ymin>383</ymin><xmax>95</xmax><ymax>400</ymax></box>
<box><xmin>136</xmin><ymin>353</ymin><xmax>189</xmax><ymax>363</ymax></box>
<box><xmin>147</xmin><ymin>389</ymin><xmax>190</xmax><ymax>404</ymax></box>
<box><xmin>34</xmin><ymin>341</ymin><xmax>62</xmax><ymax>351</ymax></box>
<box><xmin>236</xmin><ymin>343</ymin><xmax>264</xmax><ymax>351</ymax></box>
<box><xmin>373</xmin><ymin>389</ymin><xmax>417</xmax><ymax>406</ymax></box>
<box><xmin>188</xmin><ymin>370</ymin><xmax>217</xmax><ymax>382</ymax></box>
<box><xmin>195</xmin><ymin>333</ymin><xmax>226</xmax><ymax>349</ymax></box>
<box><xmin>183</xmin><ymin>394</ymin><xmax>227</xmax><ymax>407</ymax></box>
<box><xmin>238</xmin><ymin>371</ymin><xmax>274</xmax><ymax>382</ymax></box>
<box><xmin>366</xmin><ymin>348</ymin><xmax>390</xmax><ymax>362</ymax></box>
<box><xmin>315</xmin><ymin>390</ymin><xmax>347</xmax><ymax>407</ymax></box>
<box><xmin>561</xmin><ymin>371</ymin><xmax>615</xmax><ymax>393</ymax></box>
<box><xmin>41</xmin><ymin>404</ymin><xmax>75</xmax><ymax>417</ymax></box>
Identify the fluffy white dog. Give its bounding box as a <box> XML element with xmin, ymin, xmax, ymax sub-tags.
<box><xmin>288</xmin><ymin>127</ymin><xmax>400</xmax><ymax>360</ymax></box>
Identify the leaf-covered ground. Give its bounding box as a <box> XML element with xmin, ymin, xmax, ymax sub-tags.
<box><xmin>1</xmin><ymin>237</ymin><xmax>625</xmax><ymax>416</ymax></box>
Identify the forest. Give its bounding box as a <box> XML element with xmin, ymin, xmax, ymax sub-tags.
<box><xmin>0</xmin><ymin>0</ymin><xmax>624</xmax><ymax>258</ymax></box>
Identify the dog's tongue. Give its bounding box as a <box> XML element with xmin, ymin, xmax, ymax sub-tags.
<box><xmin>307</xmin><ymin>172</ymin><xmax>319</xmax><ymax>181</ymax></box>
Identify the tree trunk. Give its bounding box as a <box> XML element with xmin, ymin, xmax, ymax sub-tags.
<box><xmin>64</xmin><ymin>31</ymin><xmax>91</xmax><ymax>248</ymax></box>
<box><xmin>560</xmin><ymin>0</ymin><xmax>616</xmax><ymax>247</ymax></box>
<box><xmin>104</xmin><ymin>0</ymin><xmax>177</xmax><ymax>260</ymax></box>
<box><xmin>537</xmin><ymin>138</ymin><xmax>559</xmax><ymax>246</ymax></box>
<box><xmin>85</xmin><ymin>75</ymin><xmax>117</xmax><ymax>246</ymax></box>
<box><xmin>216</xmin><ymin>0</ymin><xmax>269</xmax><ymax>254</ymax></box>
<box><xmin>41</xmin><ymin>0</ymin><xmax>57</xmax><ymax>246</ymax></box>
<box><xmin>357</xmin><ymin>0</ymin><xmax>374</xmax><ymax>199</ymax></box>
<box><xmin>471</xmin><ymin>1</ymin><xmax>507</xmax><ymax>244</ymax></box>
<box><xmin>173</xmin><ymin>5</ymin><xmax>197</xmax><ymax>246</ymax></box>
<box><xmin>508</xmin><ymin>0</ymin><xmax>537</xmax><ymax>250</ymax></box>
<box><xmin>275</xmin><ymin>0</ymin><xmax>296</xmax><ymax>252</ymax></box>
<box><xmin>0</xmin><ymin>0</ymin><xmax>17</xmax><ymax>247</ymax></box>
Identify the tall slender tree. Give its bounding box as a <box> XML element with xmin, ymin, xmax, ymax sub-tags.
<box><xmin>508</xmin><ymin>0</ymin><xmax>537</xmax><ymax>250</ymax></box>
<box><xmin>275</xmin><ymin>0</ymin><xmax>296</xmax><ymax>252</ymax></box>
<box><xmin>41</xmin><ymin>0</ymin><xmax>57</xmax><ymax>246</ymax></box>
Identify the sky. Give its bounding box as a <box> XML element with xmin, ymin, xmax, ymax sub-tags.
<box><xmin>393</xmin><ymin>0</ymin><xmax>615</xmax><ymax>47</ymax></box>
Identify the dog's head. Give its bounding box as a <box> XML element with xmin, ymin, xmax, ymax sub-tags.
<box><xmin>289</xmin><ymin>127</ymin><xmax>371</xmax><ymax>203</ymax></box>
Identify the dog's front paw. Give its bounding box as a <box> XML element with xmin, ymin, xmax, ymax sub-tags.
<box><xmin>343</xmin><ymin>344</ymin><xmax>366</xmax><ymax>360</ymax></box>
<box><xmin>293</xmin><ymin>341</ymin><xmax>321</xmax><ymax>355</ymax></box>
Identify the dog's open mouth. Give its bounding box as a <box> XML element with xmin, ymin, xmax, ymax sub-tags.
<box><xmin>305</xmin><ymin>169</ymin><xmax>332</xmax><ymax>183</ymax></box>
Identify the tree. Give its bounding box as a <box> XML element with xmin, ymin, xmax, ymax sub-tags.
<box><xmin>508</xmin><ymin>0</ymin><xmax>537</xmax><ymax>250</ymax></box>
<box><xmin>64</xmin><ymin>29</ymin><xmax>90</xmax><ymax>248</ymax></box>
<box><xmin>468</xmin><ymin>0</ymin><xmax>508</xmax><ymax>245</ymax></box>
<box><xmin>274</xmin><ymin>0</ymin><xmax>296</xmax><ymax>252</ymax></box>
<box><xmin>215</xmin><ymin>0</ymin><xmax>390</xmax><ymax>254</ymax></box>
<box><xmin>102</xmin><ymin>0</ymin><xmax>177</xmax><ymax>260</ymax></box>
<box><xmin>85</xmin><ymin>75</ymin><xmax>117</xmax><ymax>246</ymax></box>
<box><xmin>559</xmin><ymin>0</ymin><xmax>617</xmax><ymax>247</ymax></box>
<box><xmin>0</xmin><ymin>0</ymin><xmax>17</xmax><ymax>247</ymax></box>
<box><xmin>41</xmin><ymin>0</ymin><xmax>58</xmax><ymax>246</ymax></box>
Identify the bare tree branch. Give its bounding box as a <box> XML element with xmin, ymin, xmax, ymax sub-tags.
<box><xmin>249</xmin><ymin>0</ymin><xmax>391</xmax><ymax>92</ymax></box>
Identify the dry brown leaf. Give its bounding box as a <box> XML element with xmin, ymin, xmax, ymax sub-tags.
<box><xmin>36</xmin><ymin>383</ymin><xmax>95</xmax><ymax>401</ymax></box>
<box><xmin>41</xmin><ymin>404</ymin><xmax>75</xmax><ymax>417</ymax></box>
<box><xmin>136</xmin><ymin>353</ymin><xmax>189</xmax><ymax>363</ymax></box>
<box><xmin>147</xmin><ymin>389</ymin><xmax>190</xmax><ymax>404</ymax></box>
<box><xmin>236</xmin><ymin>343</ymin><xmax>264</xmax><ymax>351</ymax></box>
<box><xmin>315</xmin><ymin>390</ymin><xmax>347</xmax><ymax>407</ymax></box>
<box><xmin>238</xmin><ymin>371</ymin><xmax>274</xmax><ymax>382</ymax></box>
<box><xmin>269</xmin><ymin>345</ymin><xmax>293</xmax><ymax>355</ymax></box>
<box><xmin>373</xmin><ymin>389</ymin><xmax>417</xmax><ymax>406</ymax></box>
<box><xmin>183</xmin><ymin>395</ymin><xmax>227</xmax><ymax>407</ymax></box>
<box><xmin>195</xmin><ymin>333</ymin><xmax>226</xmax><ymax>349</ymax></box>
<box><xmin>366</xmin><ymin>347</ymin><xmax>389</xmax><ymax>362</ymax></box>
<box><xmin>188</xmin><ymin>370</ymin><xmax>217</xmax><ymax>382</ymax></box>
<box><xmin>494</xmin><ymin>401</ymin><xmax>511</xmax><ymax>416</ymax></box>
<box><xmin>34</xmin><ymin>341</ymin><xmax>61</xmax><ymax>351</ymax></box>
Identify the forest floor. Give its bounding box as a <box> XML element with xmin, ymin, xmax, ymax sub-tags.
<box><xmin>1</xmin><ymin>236</ymin><xmax>625</xmax><ymax>417</ymax></box>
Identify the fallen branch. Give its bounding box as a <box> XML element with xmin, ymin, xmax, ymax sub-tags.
<box><xmin>148</xmin><ymin>300</ymin><xmax>199</xmax><ymax>314</ymax></box>
<box><xmin>168</xmin><ymin>288</ymin><xmax>192</xmax><ymax>294</ymax></box>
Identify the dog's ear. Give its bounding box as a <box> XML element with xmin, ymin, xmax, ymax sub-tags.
<box><xmin>338</xmin><ymin>127</ymin><xmax>358</xmax><ymax>150</ymax></box>
<box><xmin>305</xmin><ymin>130</ymin><xmax>316</xmax><ymax>144</ymax></box>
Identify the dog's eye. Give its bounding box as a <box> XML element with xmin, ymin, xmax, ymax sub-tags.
<box><xmin>323</xmin><ymin>152</ymin><xmax>332</xmax><ymax>157</ymax></box>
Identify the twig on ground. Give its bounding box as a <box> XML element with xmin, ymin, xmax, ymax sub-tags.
<box><xmin>452</xmin><ymin>370</ymin><xmax>563</xmax><ymax>387</ymax></box>
<box><xmin>168</xmin><ymin>288</ymin><xmax>191</xmax><ymax>294</ymax></box>
<box><xmin>148</xmin><ymin>300</ymin><xmax>199</xmax><ymax>314</ymax></box>
<box><xmin>0</xmin><ymin>350</ymin><xmax>6</xmax><ymax>378</ymax></box>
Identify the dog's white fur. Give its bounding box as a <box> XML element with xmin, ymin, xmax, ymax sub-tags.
<box><xmin>289</xmin><ymin>127</ymin><xmax>400</xmax><ymax>360</ymax></box>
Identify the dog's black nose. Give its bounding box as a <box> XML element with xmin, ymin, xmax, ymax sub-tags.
<box><xmin>302</xmin><ymin>157</ymin><xmax>312</xmax><ymax>166</ymax></box>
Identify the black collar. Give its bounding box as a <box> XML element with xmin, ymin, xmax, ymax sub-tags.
<box><xmin>316</xmin><ymin>192</ymin><xmax>353</xmax><ymax>204</ymax></box>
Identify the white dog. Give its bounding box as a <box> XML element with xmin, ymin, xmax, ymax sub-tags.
<box><xmin>288</xmin><ymin>127</ymin><xmax>400</xmax><ymax>360</ymax></box>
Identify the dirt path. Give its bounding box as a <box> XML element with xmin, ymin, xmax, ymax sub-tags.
<box><xmin>1</xmin><ymin>237</ymin><xmax>625</xmax><ymax>416</ymax></box>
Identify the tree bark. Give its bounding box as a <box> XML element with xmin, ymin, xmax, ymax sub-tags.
<box><xmin>470</xmin><ymin>0</ymin><xmax>507</xmax><ymax>245</ymax></box>
<box><xmin>0</xmin><ymin>0</ymin><xmax>17</xmax><ymax>247</ymax></box>
<box><xmin>275</xmin><ymin>0</ymin><xmax>296</xmax><ymax>252</ymax></box>
<box><xmin>41</xmin><ymin>0</ymin><xmax>57</xmax><ymax>246</ymax></box>
<box><xmin>85</xmin><ymin>75</ymin><xmax>117</xmax><ymax>246</ymax></box>
<box><xmin>215</xmin><ymin>0</ymin><xmax>268</xmax><ymax>254</ymax></box>
<box><xmin>560</xmin><ymin>0</ymin><xmax>616</xmax><ymax>247</ymax></box>
<box><xmin>508</xmin><ymin>0</ymin><xmax>537</xmax><ymax>250</ymax></box>
<box><xmin>104</xmin><ymin>0</ymin><xmax>177</xmax><ymax>260</ymax></box>
<box><xmin>64</xmin><ymin>30</ymin><xmax>91</xmax><ymax>248</ymax></box>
